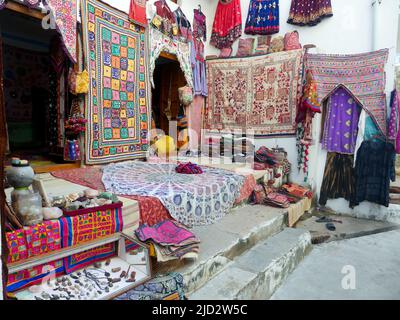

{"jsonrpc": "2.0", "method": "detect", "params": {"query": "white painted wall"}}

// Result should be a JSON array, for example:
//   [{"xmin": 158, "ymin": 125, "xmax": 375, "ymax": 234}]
[{"xmin": 83, "ymin": 0, "xmax": 399, "ymax": 212}]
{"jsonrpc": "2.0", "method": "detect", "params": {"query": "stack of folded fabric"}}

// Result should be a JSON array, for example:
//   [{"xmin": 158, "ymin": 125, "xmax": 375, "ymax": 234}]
[
  {"xmin": 281, "ymin": 183, "xmax": 313, "ymax": 199},
  {"xmin": 264, "ymin": 192, "xmax": 290, "ymax": 208},
  {"xmin": 175, "ymin": 162, "xmax": 203, "ymax": 174},
  {"xmin": 135, "ymin": 220, "xmax": 200, "ymax": 262}
]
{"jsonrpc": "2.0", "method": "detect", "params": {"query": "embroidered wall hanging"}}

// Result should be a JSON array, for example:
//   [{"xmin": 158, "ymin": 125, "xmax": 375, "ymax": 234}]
[
  {"xmin": 305, "ymin": 49, "xmax": 389, "ymax": 135},
  {"xmin": 81, "ymin": 0, "xmax": 151, "ymax": 164},
  {"xmin": 149, "ymin": 27, "xmax": 194, "ymax": 89},
  {"xmin": 59, "ymin": 206, "xmax": 123, "ymax": 273},
  {"xmin": 204, "ymin": 49, "xmax": 304, "ymax": 136}
]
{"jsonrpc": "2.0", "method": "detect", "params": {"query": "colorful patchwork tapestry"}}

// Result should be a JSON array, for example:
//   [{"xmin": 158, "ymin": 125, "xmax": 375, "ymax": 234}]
[
  {"xmin": 149, "ymin": 27, "xmax": 193, "ymax": 88},
  {"xmin": 305, "ymin": 49, "xmax": 389, "ymax": 135},
  {"xmin": 59, "ymin": 206, "xmax": 123, "ymax": 273},
  {"xmin": 46, "ymin": 0, "xmax": 77, "ymax": 63},
  {"xmin": 102, "ymin": 161, "xmax": 245, "ymax": 227},
  {"xmin": 205, "ymin": 49, "xmax": 304, "ymax": 136},
  {"xmin": 81, "ymin": 0, "xmax": 151, "ymax": 164}
]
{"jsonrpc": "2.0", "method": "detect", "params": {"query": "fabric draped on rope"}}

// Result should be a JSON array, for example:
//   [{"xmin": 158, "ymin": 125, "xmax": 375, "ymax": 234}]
[
  {"xmin": 205, "ymin": 49, "xmax": 304, "ymax": 136},
  {"xmin": 81, "ymin": 0, "xmax": 151, "ymax": 164},
  {"xmin": 149, "ymin": 27, "xmax": 194, "ymax": 89},
  {"xmin": 59, "ymin": 206, "xmax": 123, "ymax": 273},
  {"xmin": 102, "ymin": 161, "xmax": 245, "ymax": 227},
  {"xmin": 305, "ymin": 49, "xmax": 389, "ymax": 135}
]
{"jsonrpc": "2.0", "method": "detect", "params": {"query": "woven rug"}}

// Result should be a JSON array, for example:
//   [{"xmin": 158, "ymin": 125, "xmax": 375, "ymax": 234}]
[
  {"xmin": 102, "ymin": 162, "xmax": 245, "ymax": 227},
  {"xmin": 81, "ymin": 0, "xmax": 151, "ymax": 164},
  {"xmin": 205, "ymin": 49, "xmax": 304, "ymax": 136},
  {"xmin": 305, "ymin": 49, "xmax": 389, "ymax": 135},
  {"xmin": 59, "ymin": 206, "xmax": 123, "ymax": 273}
]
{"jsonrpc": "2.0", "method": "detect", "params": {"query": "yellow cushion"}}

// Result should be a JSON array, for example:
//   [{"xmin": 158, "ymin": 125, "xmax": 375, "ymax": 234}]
[{"xmin": 154, "ymin": 135, "xmax": 176, "ymax": 156}]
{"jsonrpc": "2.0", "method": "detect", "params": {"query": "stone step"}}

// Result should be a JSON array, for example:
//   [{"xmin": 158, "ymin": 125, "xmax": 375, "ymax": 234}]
[
  {"xmin": 155, "ymin": 205, "xmax": 287, "ymax": 295},
  {"xmin": 189, "ymin": 228, "xmax": 312, "ymax": 300}
]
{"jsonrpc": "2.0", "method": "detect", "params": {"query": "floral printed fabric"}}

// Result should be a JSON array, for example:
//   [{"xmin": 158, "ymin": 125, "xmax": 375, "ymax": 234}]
[
  {"xmin": 102, "ymin": 161, "xmax": 245, "ymax": 227},
  {"xmin": 45, "ymin": 0, "xmax": 77, "ymax": 63}
]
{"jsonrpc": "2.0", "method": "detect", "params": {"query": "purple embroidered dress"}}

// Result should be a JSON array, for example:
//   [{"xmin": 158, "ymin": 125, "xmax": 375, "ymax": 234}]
[{"xmin": 322, "ymin": 87, "xmax": 361, "ymax": 154}]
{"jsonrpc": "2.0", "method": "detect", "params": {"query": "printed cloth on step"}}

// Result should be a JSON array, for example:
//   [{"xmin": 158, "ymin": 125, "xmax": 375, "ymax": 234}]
[
  {"xmin": 322, "ymin": 87, "xmax": 361, "ymax": 154},
  {"xmin": 210, "ymin": 0, "xmax": 242, "ymax": 49},
  {"xmin": 102, "ymin": 161, "xmax": 245, "ymax": 227},
  {"xmin": 287, "ymin": 0, "xmax": 333, "ymax": 26},
  {"xmin": 245, "ymin": 0, "xmax": 279, "ymax": 35}
]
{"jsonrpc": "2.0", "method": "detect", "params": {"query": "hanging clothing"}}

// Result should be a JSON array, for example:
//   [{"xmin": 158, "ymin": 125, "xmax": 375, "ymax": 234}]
[
  {"xmin": 129, "ymin": 0, "xmax": 148, "ymax": 26},
  {"xmin": 190, "ymin": 38, "xmax": 208, "ymax": 97},
  {"xmin": 388, "ymin": 89, "xmax": 399, "ymax": 140},
  {"xmin": 245, "ymin": 0, "xmax": 279, "ymax": 35},
  {"xmin": 193, "ymin": 8, "xmax": 207, "ymax": 41},
  {"xmin": 174, "ymin": 7, "xmax": 192, "ymax": 43},
  {"xmin": 322, "ymin": 87, "xmax": 361, "ymax": 154},
  {"xmin": 153, "ymin": 0, "xmax": 178, "ymax": 37},
  {"xmin": 350, "ymin": 140, "xmax": 396, "ymax": 208},
  {"xmin": 210, "ymin": 0, "xmax": 242, "ymax": 50},
  {"xmin": 319, "ymin": 153, "xmax": 356, "ymax": 206},
  {"xmin": 287, "ymin": 0, "xmax": 333, "ymax": 26}
]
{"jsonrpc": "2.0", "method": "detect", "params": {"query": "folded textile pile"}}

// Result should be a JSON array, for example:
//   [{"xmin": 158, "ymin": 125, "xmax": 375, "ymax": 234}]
[
  {"xmin": 135, "ymin": 220, "xmax": 200, "ymax": 262},
  {"xmin": 175, "ymin": 162, "xmax": 203, "ymax": 174},
  {"xmin": 281, "ymin": 183, "xmax": 313, "ymax": 199}
]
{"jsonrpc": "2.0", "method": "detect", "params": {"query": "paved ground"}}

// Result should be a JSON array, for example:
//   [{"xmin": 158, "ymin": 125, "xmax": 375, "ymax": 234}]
[
  {"xmin": 296, "ymin": 213, "xmax": 399, "ymax": 244},
  {"xmin": 271, "ymin": 229, "xmax": 400, "ymax": 300}
]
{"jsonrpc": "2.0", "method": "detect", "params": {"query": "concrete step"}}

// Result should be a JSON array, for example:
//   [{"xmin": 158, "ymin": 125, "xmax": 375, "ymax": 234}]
[
  {"xmin": 189, "ymin": 228, "xmax": 312, "ymax": 300},
  {"xmin": 155, "ymin": 205, "xmax": 287, "ymax": 295},
  {"xmin": 271, "ymin": 229, "xmax": 400, "ymax": 300}
]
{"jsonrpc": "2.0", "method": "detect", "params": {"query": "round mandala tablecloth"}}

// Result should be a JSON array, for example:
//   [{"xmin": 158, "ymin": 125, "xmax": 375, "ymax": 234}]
[{"xmin": 102, "ymin": 162, "xmax": 245, "ymax": 227}]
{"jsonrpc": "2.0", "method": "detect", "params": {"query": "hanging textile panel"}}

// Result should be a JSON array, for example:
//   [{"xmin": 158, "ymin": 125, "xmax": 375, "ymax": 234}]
[
  {"xmin": 305, "ymin": 49, "xmax": 389, "ymax": 135},
  {"xmin": 205, "ymin": 49, "xmax": 304, "ymax": 136},
  {"xmin": 46, "ymin": 0, "xmax": 77, "ymax": 63},
  {"xmin": 149, "ymin": 27, "xmax": 193, "ymax": 89},
  {"xmin": 81, "ymin": 0, "xmax": 151, "ymax": 164}
]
